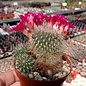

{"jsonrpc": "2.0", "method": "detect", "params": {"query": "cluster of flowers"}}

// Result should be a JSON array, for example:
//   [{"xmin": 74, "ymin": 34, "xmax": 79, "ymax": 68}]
[{"xmin": 9, "ymin": 12, "xmax": 75, "ymax": 36}]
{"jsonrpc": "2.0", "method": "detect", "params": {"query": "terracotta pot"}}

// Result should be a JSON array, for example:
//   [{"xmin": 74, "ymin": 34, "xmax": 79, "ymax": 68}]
[{"xmin": 15, "ymin": 54, "xmax": 72, "ymax": 86}]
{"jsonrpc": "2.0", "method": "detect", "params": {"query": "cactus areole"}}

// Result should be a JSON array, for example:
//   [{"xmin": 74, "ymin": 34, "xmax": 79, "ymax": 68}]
[{"xmin": 10, "ymin": 12, "xmax": 73, "ymax": 86}]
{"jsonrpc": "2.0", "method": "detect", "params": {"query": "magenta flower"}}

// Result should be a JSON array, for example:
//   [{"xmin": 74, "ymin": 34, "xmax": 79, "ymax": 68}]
[
  {"xmin": 66, "ymin": 22, "xmax": 75, "ymax": 28},
  {"xmin": 63, "ymin": 25, "xmax": 69, "ymax": 36},
  {"xmin": 34, "ymin": 12, "xmax": 44, "ymax": 26},
  {"xmin": 58, "ymin": 20, "xmax": 67, "ymax": 34},
  {"xmin": 53, "ymin": 14, "xmax": 62, "ymax": 30},
  {"xmin": 45, "ymin": 16, "xmax": 53, "ymax": 28},
  {"xmin": 9, "ymin": 21, "xmax": 28, "ymax": 36},
  {"xmin": 59, "ymin": 15, "xmax": 66, "ymax": 21},
  {"xmin": 9, "ymin": 26, "xmax": 16, "ymax": 32},
  {"xmin": 24, "ymin": 12, "xmax": 34, "ymax": 31},
  {"xmin": 9, "ymin": 12, "xmax": 75, "ymax": 37},
  {"xmin": 19, "ymin": 15, "xmax": 25, "ymax": 22},
  {"xmin": 59, "ymin": 24, "xmax": 65, "ymax": 34},
  {"xmin": 53, "ymin": 14, "xmax": 66, "ymax": 31},
  {"xmin": 51, "ymin": 14, "xmax": 57, "ymax": 24},
  {"xmin": 53, "ymin": 14, "xmax": 60, "ymax": 25},
  {"xmin": 62, "ymin": 22, "xmax": 75, "ymax": 36}
]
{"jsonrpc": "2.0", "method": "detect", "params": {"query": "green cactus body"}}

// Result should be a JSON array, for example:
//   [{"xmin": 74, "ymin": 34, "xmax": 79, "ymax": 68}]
[
  {"xmin": 26, "ymin": 28, "xmax": 65, "ymax": 75},
  {"xmin": 31, "ymin": 29, "xmax": 64, "ymax": 55},
  {"xmin": 14, "ymin": 28, "xmax": 66, "ymax": 77},
  {"xmin": 14, "ymin": 46, "xmax": 35, "ymax": 76}
]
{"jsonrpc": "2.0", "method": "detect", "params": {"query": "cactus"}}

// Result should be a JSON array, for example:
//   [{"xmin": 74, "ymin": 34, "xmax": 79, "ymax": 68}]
[
  {"xmin": 14, "ymin": 45, "xmax": 35, "ymax": 76},
  {"xmin": 26, "ymin": 28, "xmax": 65, "ymax": 75},
  {"xmin": 10, "ymin": 12, "xmax": 74, "ymax": 78},
  {"xmin": 32, "ymin": 30, "xmax": 63, "ymax": 54},
  {"xmin": 28, "ymin": 29, "xmax": 64, "ymax": 57}
]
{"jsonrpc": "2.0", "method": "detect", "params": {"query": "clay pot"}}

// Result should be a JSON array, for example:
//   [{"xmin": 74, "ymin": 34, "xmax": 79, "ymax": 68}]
[{"xmin": 15, "ymin": 54, "xmax": 72, "ymax": 86}]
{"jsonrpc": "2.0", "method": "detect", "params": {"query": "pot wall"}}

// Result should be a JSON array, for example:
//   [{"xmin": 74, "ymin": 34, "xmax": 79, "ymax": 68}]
[
  {"xmin": 15, "ymin": 69, "xmax": 67, "ymax": 86},
  {"xmin": 15, "ymin": 54, "xmax": 72, "ymax": 86}
]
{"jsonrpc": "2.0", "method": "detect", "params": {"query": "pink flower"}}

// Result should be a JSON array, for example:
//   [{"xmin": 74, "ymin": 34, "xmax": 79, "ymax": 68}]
[
  {"xmin": 53, "ymin": 14, "xmax": 66, "ymax": 32},
  {"xmin": 62, "ymin": 25, "xmax": 69, "ymax": 36},
  {"xmin": 62, "ymin": 22, "xmax": 75, "ymax": 36},
  {"xmin": 59, "ymin": 24, "xmax": 65, "ymax": 35},
  {"xmin": 45, "ymin": 16, "xmax": 53, "ymax": 28},
  {"xmin": 53, "ymin": 14, "xmax": 61, "ymax": 30},
  {"xmin": 58, "ymin": 21, "xmax": 74, "ymax": 36},
  {"xmin": 66, "ymin": 22, "xmax": 75, "ymax": 28},
  {"xmin": 9, "ymin": 12, "xmax": 75, "ymax": 37},
  {"xmin": 9, "ymin": 26, "xmax": 16, "ymax": 32},
  {"xmin": 9, "ymin": 21, "xmax": 28, "ymax": 36},
  {"xmin": 59, "ymin": 15, "xmax": 66, "ymax": 25},
  {"xmin": 52, "ymin": 14, "xmax": 59, "ymax": 24},
  {"xmin": 59, "ymin": 15, "xmax": 66, "ymax": 20},
  {"xmin": 19, "ymin": 15, "xmax": 25, "ymax": 22},
  {"xmin": 34, "ymin": 12, "xmax": 44, "ymax": 26},
  {"xmin": 53, "ymin": 14, "xmax": 60, "ymax": 25},
  {"xmin": 59, "ymin": 20, "xmax": 67, "ymax": 34},
  {"xmin": 24, "ymin": 12, "xmax": 34, "ymax": 31}
]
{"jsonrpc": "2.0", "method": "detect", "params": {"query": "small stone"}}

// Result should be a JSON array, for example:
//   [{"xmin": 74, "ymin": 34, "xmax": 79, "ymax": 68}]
[
  {"xmin": 28, "ymin": 74, "xmax": 34, "ymax": 79},
  {"xmin": 53, "ymin": 74, "xmax": 59, "ymax": 80},
  {"xmin": 47, "ymin": 69, "xmax": 53, "ymax": 79},
  {"xmin": 47, "ymin": 70, "xmax": 52, "ymax": 76},
  {"xmin": 80, "ymin": 72, "xmax": 86, "ymax": 77},
  {"xmin": 71, "ymin": 80, "xmax": 78, "ymax": 86},
  {"xmin": 58, "ymin": 72, "xmax": 63, "ymax": 78},
  {"xmin": 76, "ymin": 65, "xmax": 82, "ymax": 69},
  {"xmin": 76, "ymin": 74, "xmax": 81, "ymax": 78},
  {"xmin": 75, "ymin": 69, "xmax": 81, "ymax": 73},
  {"xmin": 33, "ymin": 72, "xmax": 39, "ymax": 76},
  {"xmin": 64, "ymin": 64, "xmax": 69, "ymax": 67},
  {"xmin": 72, "ymin": 68, "xmax": 76, "ymax": 71},
  {"xmin": 62, "ymin": 72, "xmax": 67, "ymax": 77},
  {"xmin": 34, "ymin": 75, "xmax": 43, "ymax": 80},
  {"xmin": 42, "ymin": 77, "xmax": 47, "ymax": 81},
  {"xmin": 81, "ymin": 68, "xmax": 86, "ymax": 72},
  {"xmin": 62, "ymin": 65, "xmax": 70, "ymax": 73},
  {"xmin": 78, "ymin": 62, "xmax": 82, "ymax": 66},
  {"xmin": 63, "ymin": 61, "xmax": 67, "ymax": 64}
]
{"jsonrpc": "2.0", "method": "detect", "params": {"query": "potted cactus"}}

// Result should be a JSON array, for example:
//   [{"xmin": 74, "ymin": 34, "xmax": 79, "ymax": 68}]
[{"xmin": 9, "ymin": 12, "xmax": 74, "ymax": 86}]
